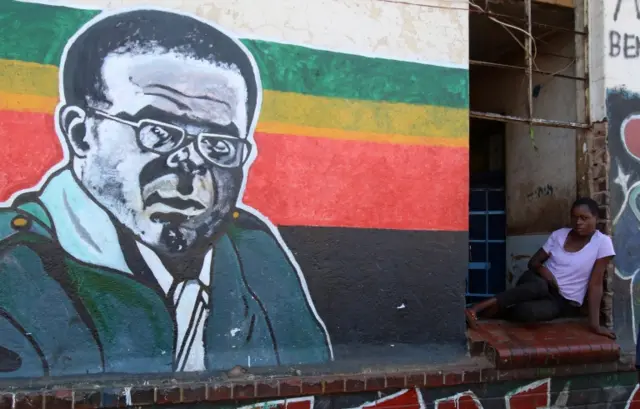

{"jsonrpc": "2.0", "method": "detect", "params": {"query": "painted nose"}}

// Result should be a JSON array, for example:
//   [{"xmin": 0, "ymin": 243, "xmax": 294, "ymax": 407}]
[{"xmin": 166, "ymin": 143, "xmax": 207, "ymax": 175}]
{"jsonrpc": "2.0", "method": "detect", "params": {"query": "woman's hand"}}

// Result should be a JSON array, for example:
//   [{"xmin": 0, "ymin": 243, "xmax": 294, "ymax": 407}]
[
  {"xmin": 590, "ymin": 324, "xmax": 616, "ymax": 340},
  {"xmin": 537, "ymin": 266, "xmax": 558, "ymax": 288},
  {"xmin": 528, "ymin": 249, "xmax": 558, "ymax": 288},
  {"xmin": 587, "ymin": 257, "xmax": 615, "ymax": 340}
]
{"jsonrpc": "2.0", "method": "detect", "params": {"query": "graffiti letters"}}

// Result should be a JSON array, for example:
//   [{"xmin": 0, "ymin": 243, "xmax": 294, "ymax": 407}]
[
  {"xmin": 354, "ymin": 389, "xmax": 425, "ymax": 409},
  {"xmin": 526, "ymin": 184, "xmax": 554, "ymax": 201},
  {"xmin": 610, "ymin": 0, "xmax": 640, "ymax": 59},
  {"xmin": 614, "ymin": 0, "xmax": 640, "ymax": 22},
  {"xmin": 609, "ymin": 31, "xmax": 640, "ymax": 59},
  {"xmin": 205, "ymin": 377, "xmax": 635, "ymax": 409},
  {"xmin": 238, "ymin": 397, "xmax": 315, "ymax": 409},
  {"xmin": 435, "ymin": 391, "xmax": 481, "ymax": 409},
  {"xmin": 504, "ymin": 379, "xmax": 550, "ymax": 409}
]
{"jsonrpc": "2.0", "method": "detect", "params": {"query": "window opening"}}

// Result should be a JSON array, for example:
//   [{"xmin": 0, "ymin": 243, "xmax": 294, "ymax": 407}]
[{"xmin": 467, "ymin": 0, "xmax": 588, "ymax": 306}]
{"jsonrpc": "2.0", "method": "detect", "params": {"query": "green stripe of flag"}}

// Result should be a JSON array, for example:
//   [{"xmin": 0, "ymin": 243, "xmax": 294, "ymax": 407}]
[
  {"xmin": 0, "ymin": 0, "xmax": 468, "ymax": 108},
  {"xmin": 0, "ymin": 1, "xmax": 99, "ymax": 65},
  {"xmin": 244, "ymin": 40, "xmax": 468, "ymax": 108}
]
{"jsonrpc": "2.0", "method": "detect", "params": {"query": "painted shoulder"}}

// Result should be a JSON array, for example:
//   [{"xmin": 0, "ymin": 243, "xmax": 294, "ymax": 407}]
[
  {"xmin": 226, "ymin": 208, "xmax": 287, "ymax": 254},
  {"xmin": 0, "ymin": 197, "xmax": 54, "ymax": 244},
  {"xmin": 230, "ymin": 208, "xmax": 275, "ymax": 234}
]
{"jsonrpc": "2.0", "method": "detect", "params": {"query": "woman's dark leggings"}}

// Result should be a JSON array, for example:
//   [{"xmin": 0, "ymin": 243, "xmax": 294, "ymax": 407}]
[{"xmin": 495, "ymin": 270, "xmax": 570, "ymax": 323}]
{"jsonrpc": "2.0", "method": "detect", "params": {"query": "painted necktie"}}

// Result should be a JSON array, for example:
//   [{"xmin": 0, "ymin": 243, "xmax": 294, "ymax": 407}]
[{"xmin": 173, "ymin": 279, "xmax": 210, "ymax": 371}]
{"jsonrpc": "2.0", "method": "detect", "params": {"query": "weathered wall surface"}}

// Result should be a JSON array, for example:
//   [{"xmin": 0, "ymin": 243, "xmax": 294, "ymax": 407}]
[
  {"xmin": 0, "ymin": 0, "xmax": 469, "ymax": 379},
  {"xmin": 589, "ymin": 0, "xmax": 606, "ymax": 122},
  {"xmin": 605, "ymin": 0, "xmax": 640, "ymax": 351}
]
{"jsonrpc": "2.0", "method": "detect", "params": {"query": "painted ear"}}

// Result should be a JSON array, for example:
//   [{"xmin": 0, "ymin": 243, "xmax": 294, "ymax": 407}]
[
  {"xmin": 623, "ymin": 115, "xmax": 640, "ymax": 160},
  {"xmin": 59, "ymin": 105, "xmax": 90, "ymax": 157}
]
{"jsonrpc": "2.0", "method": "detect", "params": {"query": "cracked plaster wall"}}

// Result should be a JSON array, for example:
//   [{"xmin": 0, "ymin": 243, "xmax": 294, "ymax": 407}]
[{"xmin": 24, "ymin": 0, "xmax": 468, "ymax": 66}]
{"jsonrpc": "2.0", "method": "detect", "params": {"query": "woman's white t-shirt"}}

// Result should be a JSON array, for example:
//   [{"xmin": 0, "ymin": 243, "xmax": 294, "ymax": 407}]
[{"xmin": 541, "ymin": 228, "xmax": 615, "ymax": 305}]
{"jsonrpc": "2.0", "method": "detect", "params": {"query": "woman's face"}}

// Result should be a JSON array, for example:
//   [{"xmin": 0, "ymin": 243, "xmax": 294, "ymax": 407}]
[{"xmin": 570, "ymin": 205, "xmax": 597, "ymax": 236}]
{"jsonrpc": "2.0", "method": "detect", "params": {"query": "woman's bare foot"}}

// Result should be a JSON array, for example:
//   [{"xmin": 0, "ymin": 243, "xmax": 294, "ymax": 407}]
[
  {"xmin": 482, "ymin": 303, "xmax": 499, "ymax": 319},
  {"xmin": 465, "ymin": 309, "xmax": 479, "ymax": 329}
]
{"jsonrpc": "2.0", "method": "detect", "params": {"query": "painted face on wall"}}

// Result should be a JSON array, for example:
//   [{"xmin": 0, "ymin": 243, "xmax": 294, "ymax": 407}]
[{"xmin": 65, "ymin": 50, "xmax": 251, "ymax": 254}]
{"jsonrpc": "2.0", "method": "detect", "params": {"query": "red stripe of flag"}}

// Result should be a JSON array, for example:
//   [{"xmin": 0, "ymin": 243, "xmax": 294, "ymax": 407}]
[
  {"xmin": 0, "ymin": 111, "xmax": 468, "ymax": 231},
  {"xmin": 0, "ymin": 111, "xmax": 62, "ymax": 199},
  {"xmin": 247, "ymin": 132, "xmax": 468, "ymax": 230}
]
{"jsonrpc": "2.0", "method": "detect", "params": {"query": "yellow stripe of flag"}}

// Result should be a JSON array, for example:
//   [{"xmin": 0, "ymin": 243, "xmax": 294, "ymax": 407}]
[{"xmin": 0, "ymin": 59, "xmax": 468, "ymax": 148}]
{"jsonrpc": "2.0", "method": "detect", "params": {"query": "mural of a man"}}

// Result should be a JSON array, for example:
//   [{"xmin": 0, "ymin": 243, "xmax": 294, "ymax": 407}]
[{"xmin": 0, "ymin": 8, "xmax": 332, "ymax": 377}]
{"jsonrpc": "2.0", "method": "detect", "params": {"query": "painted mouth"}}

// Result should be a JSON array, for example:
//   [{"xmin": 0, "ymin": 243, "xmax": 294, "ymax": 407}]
[
  {"xmin": 144, "ymin": 192, "xmax": 206, "ymax": 211},
  {"xmin": 150, "ymin": 211, "xmax": 190, "ymax": 225}
]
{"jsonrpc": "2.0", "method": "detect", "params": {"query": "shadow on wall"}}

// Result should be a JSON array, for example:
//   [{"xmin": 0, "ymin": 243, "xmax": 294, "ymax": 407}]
[{"xmin": 608, "ymin": 89, "xmax": 640, "ymax": 351}]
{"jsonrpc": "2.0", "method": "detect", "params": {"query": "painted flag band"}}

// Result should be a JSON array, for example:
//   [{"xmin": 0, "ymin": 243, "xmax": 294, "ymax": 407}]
[
  {"xmin": 0, "ymin": 0, "xmax": 469, "ymax": 232},
  {"xmin": 0, "ymin": 111, "xmax": 468, "ymax": 231}
]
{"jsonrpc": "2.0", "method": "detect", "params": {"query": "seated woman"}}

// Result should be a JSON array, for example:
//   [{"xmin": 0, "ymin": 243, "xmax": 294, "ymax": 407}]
[{"xmin": 465, "ymin": 197, "xmax": 616, "ymax": 339}]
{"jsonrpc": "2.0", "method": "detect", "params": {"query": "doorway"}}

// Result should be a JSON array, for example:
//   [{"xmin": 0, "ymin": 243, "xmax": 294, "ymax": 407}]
[{"xmin": 467, "ymin": 0, "xmax": 587, "ymax": 305}]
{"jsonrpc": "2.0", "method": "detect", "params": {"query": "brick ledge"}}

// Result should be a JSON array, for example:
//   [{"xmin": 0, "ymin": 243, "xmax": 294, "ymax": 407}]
[
  {"xmin": 0, "ymin": 355, "xmax": 635, "ymax": 409},
  {"xmin": 467, "ymin": 320, "xmax": 621, "ymax": 369}
]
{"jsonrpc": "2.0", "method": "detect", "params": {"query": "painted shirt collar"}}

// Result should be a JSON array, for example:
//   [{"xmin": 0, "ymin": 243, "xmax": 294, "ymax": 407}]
[
  {"xmin": 39, "ymin": 170, "xmax": 132, "ymax": 273},
  {"xmin": 38, "ymin": 169, "xmax": 212, "ymax": 289}
]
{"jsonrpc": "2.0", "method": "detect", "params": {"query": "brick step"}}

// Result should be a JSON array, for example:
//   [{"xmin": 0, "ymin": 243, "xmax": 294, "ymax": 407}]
[{"xmin": 467, "ymin": 320, "xmax": 620, "ymax": 369}]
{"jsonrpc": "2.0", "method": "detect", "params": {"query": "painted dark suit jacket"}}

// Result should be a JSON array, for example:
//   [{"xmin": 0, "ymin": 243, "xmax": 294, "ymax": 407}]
[{"xmin": 0, "ymin": 170, "xmax": 331, "ymax": 378}]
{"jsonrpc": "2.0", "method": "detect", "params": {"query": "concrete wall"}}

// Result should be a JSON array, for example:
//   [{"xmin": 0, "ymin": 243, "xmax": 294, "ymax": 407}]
[
  {"xmin": 0, "ymin": 0, "xmax": 470, "ymax": 380},
  {"xmin": 470, "ymin": 33, "xmax": 578, "ymax": 287},
  {"xmin": 588, "ymin": 0, "xmax": 607, "ymax": 122}
]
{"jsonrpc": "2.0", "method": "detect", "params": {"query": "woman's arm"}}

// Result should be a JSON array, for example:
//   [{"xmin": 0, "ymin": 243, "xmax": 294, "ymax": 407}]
[
  {"xmin": 587, "ymin": 256, "xmax": 615, "ymax": 339},
  {"xmin": 528, "ymin": 248, "xmax": 558, "ymax": 288}
]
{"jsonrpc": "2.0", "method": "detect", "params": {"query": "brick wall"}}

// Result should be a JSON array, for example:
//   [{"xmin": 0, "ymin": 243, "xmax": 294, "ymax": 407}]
[
  {"xmin": 583, "ymin": 121, "xmax": 613, "ymax": 328},
  {"xmin": 0, "ymin": 361, "xmax": 636, "ymax": 409}
]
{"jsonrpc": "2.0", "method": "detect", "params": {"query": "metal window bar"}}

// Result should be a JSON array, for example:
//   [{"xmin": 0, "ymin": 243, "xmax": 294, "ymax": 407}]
[
  {"xmin": 469, "ymin": 60, "xmax": 587, "ymax": 81},
  {"xmin": 468, "ymin": 7, "xmax": 588, "ymax": 36},
  {"xmin": 469, "ymin": 111, "xmax": 590, "ymax": 129},
  {"xmin": 467, "ymin": 188, "xmax": 505, "ymax": 300},
  {"xmin": 469, "ymin": 0, "xmax": 591, "ymax": 131}
]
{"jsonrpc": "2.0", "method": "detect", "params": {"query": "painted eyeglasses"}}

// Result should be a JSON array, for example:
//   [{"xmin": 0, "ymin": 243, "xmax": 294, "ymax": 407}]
[{"xmin": 91, "ymin": 109, "xmax": 251, "ymax": 168}]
